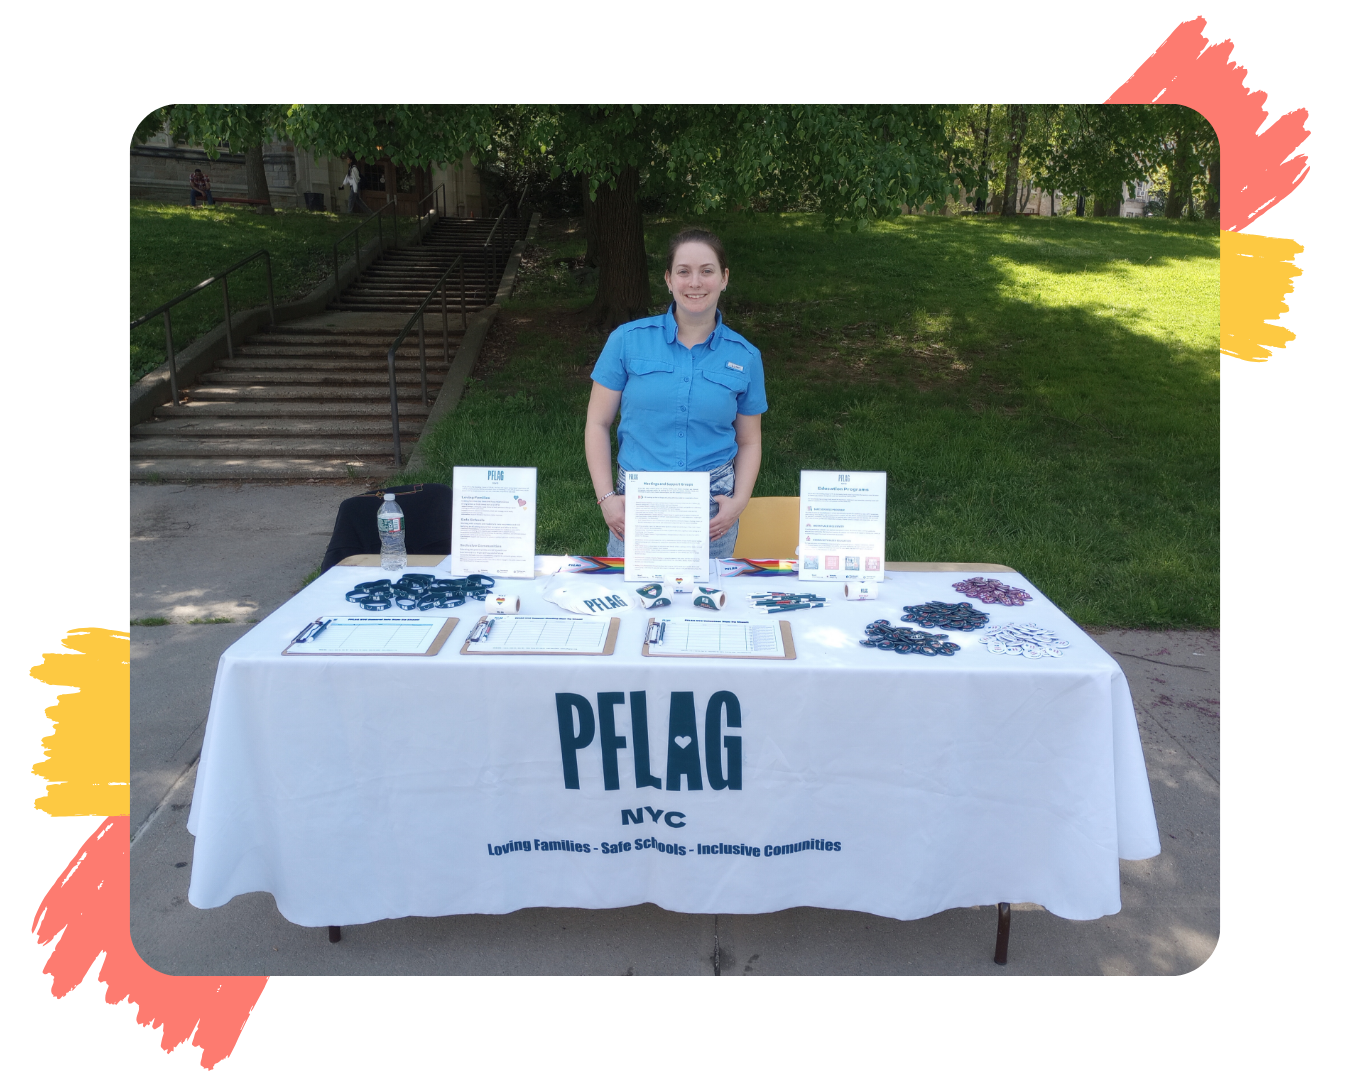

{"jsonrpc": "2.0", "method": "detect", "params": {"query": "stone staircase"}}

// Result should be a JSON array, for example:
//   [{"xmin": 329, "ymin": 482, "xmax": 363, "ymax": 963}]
[
  {"xmin": 131, "ymin": 215, "xmax": 530, "ymax": 481},
  {"xmin": 332, "ymin": 215, "xmax": 527, "ymax": 313}
]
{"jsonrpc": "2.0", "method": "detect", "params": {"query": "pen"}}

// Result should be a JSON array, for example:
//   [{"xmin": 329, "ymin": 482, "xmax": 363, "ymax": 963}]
[
  {"xmin": 290, "ymin": 619, "xmax": 320, "ymax": 644},
  {"xmin": 659, "ymin": 620, "xmax": 666, "ymax": 644},
  {"xmin": 309, "ymin": 618, "xmax": 333, "ymax": 641},
  {"xmin": 483, "ymin": 618, "xmax": 496, "ymax": 641}
]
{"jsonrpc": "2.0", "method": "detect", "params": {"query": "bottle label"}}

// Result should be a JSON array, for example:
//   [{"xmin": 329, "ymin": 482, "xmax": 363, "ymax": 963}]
[{"xmin": 378, "ymin": 517, "xmax": 403, "ymax": 534}]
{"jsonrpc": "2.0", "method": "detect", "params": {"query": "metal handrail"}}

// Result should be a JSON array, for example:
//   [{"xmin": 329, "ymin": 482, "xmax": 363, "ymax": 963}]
[
  {"xmin": 384, "ymin": 254, "xmax": 468, "ymax": 465},
  {"xmin": 330, "ymin": 198, "xmax": 398, "ymax": 302},
  {"xmin": 482, "ymin": 202, "xmax": 511, "ymax": 291},
  {"xmin": 130, "ymin": 249, "xmax": 274, "ymax": 405},
  {"xmin": 415, "ymin": 183, "xmax": 446, "ymax": 236}
]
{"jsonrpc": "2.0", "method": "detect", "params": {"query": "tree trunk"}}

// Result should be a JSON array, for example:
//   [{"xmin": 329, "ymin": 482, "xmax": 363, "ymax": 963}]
[
  {"xmin": 243, "ymin": 144, "xmax": 273, "ymax": 214},
  {"xmin": 1075, "ymin": 193, "xmax": 1085, "ymax": 217},
  {"xmin": 383, "ymin": 160, "xmax": 398, "ymax": 210},
  {"xmin": 974, "ymin": 104, "xmax": 992, "ymax": 213},
  {"xmin": 586, "ymin": 166, "xmax": 651, "ymax": 330},
  {"xmin": 1049, "ymin": 190, "xmax": 1055, "ymax": 216},
  {"xmin": 581, "ymin": 173, "xmax": 598, "ymax": 267},
  {"xmin": 1165, "ymin": 129, "xmax": 1191, "ymax": 219},
  {"xmin": 1203, "ymin": 157, "xmax": 1220, "ymax": 220},
  {"xmin": 1000, "ymin": 105, "xmax": 1027, "ymax": 217}
]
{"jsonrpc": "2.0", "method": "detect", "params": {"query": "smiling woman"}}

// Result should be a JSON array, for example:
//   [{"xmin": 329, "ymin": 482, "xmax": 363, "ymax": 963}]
[{"xmin": 584, "ymin": 228, "xmax": 768, "ymax": 558}]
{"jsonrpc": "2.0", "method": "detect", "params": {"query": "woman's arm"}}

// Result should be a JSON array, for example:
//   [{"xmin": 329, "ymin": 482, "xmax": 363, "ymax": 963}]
[
  {"xmin": 584, "ymin": 381, "xmax": 626, "ymax": 538},
  {"xmin": 710, "ymin": 412, "xmax": 762, "ymax": 541}
]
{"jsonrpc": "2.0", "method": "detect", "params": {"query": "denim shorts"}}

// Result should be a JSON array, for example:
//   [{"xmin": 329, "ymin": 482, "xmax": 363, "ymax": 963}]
[{"xmin": 606, "ymin": 460, "xmax": 738, "ymax": 560}]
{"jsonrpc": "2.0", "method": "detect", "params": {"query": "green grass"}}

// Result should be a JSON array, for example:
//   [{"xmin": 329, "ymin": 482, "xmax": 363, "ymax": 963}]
[
  {"xmin": 189, "ymin": 617, "xmax": 234, "ymax": 625},
  {"xmin": 130, "ymin": 200, "xmax": 375, "ymax": 383},
  {"xmin": 130, "ymin": 616, "xmax": 170, "ymax": 626},
  {"xmin": 400, "ymin": 212, "xmax": 1218, "ymax": 628},
  {"xmin": 300, "ymin": 565, "xmax": 323, "ymax": 589}
]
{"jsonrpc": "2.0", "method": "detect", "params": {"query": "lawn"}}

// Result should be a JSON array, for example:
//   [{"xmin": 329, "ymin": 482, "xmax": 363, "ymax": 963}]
[
  {"xmin": 401, "ymin": 212, "xmax": 1219, "ymax": 628},
  {"xmin": 130, "ymin": 200, "xmax": 387, "ymax": 383}
]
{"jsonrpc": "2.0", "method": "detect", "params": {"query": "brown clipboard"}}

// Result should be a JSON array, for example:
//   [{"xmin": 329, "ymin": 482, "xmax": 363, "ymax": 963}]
[
  {"xmin": 641, "ymin": 617, "xmax": 796, "ymax": 660},
  {"xmin": 460, "ymin": 616, "xmax": 620, "ymax": 656},
  {"xmin": 282, "ymin": 616, "xmax": 459, "ymax": 657}
]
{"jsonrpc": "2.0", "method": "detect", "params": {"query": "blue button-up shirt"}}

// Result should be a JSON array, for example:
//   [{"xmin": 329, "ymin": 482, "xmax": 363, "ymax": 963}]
[{"xmin": 591, "ymin": 305, "xmax": 768, "ymax": 473}]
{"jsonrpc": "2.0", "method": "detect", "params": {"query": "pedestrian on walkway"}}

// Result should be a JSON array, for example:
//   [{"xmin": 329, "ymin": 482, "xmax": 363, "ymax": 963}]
[
  {"xmin": 189, "ymin": 168, "xmax": 214, "ymax": 207},
  {"xmin": 341, "ymin": 155, "xmax": 370, "ymax": 215}
]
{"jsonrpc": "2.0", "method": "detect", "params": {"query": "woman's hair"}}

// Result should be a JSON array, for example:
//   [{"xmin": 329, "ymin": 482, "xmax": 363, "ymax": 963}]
[{"xmin": 666, "ymin": 228, "xmax": 727, "ymax": 273}]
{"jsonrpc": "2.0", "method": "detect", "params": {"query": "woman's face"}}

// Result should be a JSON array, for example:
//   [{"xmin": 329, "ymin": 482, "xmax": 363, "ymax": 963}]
[{"xmin": 665, "ymin": 242, "xmax": 728, "ymax": 319}]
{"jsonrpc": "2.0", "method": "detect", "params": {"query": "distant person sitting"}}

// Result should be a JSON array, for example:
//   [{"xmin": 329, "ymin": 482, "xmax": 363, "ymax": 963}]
[
  {"xmin": 189, "ymin": 169, "xmax": 214, "ymax": 207},
  {"xmin": 341, "ymin": 156, "xmax": 370, "ymax": 215}
]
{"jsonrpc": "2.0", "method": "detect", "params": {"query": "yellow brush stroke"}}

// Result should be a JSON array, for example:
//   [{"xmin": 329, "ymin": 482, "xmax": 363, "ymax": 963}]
[
  {"xmin": 30, "ymin": 628, "xmax": 129, "ymax": 816},
  {"xmin": 1221, "ymin": 232, "xmax": 1304, "ymax": 362}
]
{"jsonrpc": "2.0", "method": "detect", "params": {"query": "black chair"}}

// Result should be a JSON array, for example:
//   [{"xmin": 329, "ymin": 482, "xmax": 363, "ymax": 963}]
[{"xmin": 320, "ymin": 483, "xmax": 453, "ymax": 573}]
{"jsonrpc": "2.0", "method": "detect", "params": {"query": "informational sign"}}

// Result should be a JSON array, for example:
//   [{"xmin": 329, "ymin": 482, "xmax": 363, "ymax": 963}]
[
  {"xmin": 623, "ymin": 471, "xmax": 710, "ymax": 583},
  {"xmin": 449, "ymin": 466, "xmax": 537, "ymax": 579},
  {"xmin": 797, "ymin": 470, "xmax": 887, "ymax": 582}
]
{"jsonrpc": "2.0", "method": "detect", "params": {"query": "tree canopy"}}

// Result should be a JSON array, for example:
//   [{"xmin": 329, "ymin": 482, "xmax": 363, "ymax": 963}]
[{"xmin": 132, "ymin": 103, "xmax": 1219, "ymax": 318}]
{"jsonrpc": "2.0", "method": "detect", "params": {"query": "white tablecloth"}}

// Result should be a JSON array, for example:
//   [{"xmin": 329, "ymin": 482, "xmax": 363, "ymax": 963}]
[{"xmin": 187, "ymin": 566, "xmax": 1159, "ymax": 927}]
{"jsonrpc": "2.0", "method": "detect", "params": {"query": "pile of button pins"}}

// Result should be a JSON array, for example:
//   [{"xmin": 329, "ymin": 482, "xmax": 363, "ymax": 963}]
[
  {"xmin": 345, "ymin": 573, "xmax": 495, "ymax": 612},
  {"xmin": 900, "ymin": 600, "xmax": 989, "ymax": 632},
  {"xmin": 860, "ymin": 619, "xmax": 960, "ymax": 656},
  {"xmin": 978, "ymin": 623, "xmax": 1070, "ymax": 658},
  {"xmin": 951, "ymin": 576, "xmax": 1033, "ymax": 606}
]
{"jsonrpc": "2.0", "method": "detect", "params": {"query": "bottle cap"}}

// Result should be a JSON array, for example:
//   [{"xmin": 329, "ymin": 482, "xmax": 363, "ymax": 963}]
[{"xmin": 383, "ymin": 493, "xmax": 395, "ymax": 501}]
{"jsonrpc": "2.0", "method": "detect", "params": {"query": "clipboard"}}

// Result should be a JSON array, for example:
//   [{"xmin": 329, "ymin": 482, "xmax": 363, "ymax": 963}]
[
  {"xmin": 460, "ymin": 615, "xmax": 621, "ymax": 656},
  {"xmin": 642, "ymin": 618, "xmax": 796, "ymax": 660},
  {"xmin": 282, "ymin": 616, "xmax": 458, "ymax": 656}
]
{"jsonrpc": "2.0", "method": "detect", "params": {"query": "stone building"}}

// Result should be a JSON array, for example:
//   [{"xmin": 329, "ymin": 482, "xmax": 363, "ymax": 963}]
[{"xmin": 130, "ymin": 124, "xmax": 484, "ymax": 215}]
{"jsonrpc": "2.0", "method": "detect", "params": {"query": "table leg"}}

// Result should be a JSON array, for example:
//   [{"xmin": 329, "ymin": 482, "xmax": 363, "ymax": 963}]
[
  {"xmin": 993, "ymin": 903, "xmax": 1011, "ymax": 965},
  {"xmin": 328, "ymin": 925, "xmax": 341, "ymax": 944}
]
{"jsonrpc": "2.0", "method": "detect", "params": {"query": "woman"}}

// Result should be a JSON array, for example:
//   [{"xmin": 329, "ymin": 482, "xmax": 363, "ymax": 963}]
[
  {"xmin": 341, "ymin": 155, "xmax": 370, "ymax": 215},
  {"xmin": 585, "ymin": 228, "xmax": 766, "ymax": 559}
]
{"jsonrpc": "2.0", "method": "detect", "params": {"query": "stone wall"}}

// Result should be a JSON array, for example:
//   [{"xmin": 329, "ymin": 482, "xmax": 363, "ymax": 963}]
[
  {"xmin": 131, "ymin": 140, "xmax": 303, "ymax": 206},
  {"xmin": 132, "ymin": 129, "xmax": 484, "ymax": 216}
]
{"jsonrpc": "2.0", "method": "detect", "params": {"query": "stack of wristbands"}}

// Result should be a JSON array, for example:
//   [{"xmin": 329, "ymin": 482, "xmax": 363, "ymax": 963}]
[{"xmin": 345, "ymin": 573, "xmax": 495, "ymax": 612}]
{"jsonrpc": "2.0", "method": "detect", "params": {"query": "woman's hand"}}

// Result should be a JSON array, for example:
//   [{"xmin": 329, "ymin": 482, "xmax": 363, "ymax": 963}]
[
  {"xmin": 709, "ymin": 413, "xmax": 763, "ymax": 542},
  {"xmin": 709, "ymin": 494, "xmax": 748, "ymax": 541},
  {"xmin": 601, "ymin": 494, "xmax": 626, "ymax": 539}
]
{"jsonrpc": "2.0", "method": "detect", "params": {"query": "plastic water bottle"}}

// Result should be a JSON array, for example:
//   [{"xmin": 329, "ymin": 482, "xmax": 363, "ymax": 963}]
[{"xmin": 377, "ymin": 492, "xmax": 407, "ymax": 571}]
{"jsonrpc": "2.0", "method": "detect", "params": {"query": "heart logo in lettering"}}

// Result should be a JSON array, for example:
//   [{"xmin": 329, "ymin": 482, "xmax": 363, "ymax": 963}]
[{"xmin": 674, "ymin": 736, "xmax": 692, "ymax": 749}]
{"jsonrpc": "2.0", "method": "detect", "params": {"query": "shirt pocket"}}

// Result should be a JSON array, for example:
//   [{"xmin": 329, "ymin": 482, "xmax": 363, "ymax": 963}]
[
  {"xmin": 627, "ymin": 355, "xmax": 675, "ymax": 377},
  {"xmin": 699, "ymin": 364, "xmax": 751, "ymax": 396}
]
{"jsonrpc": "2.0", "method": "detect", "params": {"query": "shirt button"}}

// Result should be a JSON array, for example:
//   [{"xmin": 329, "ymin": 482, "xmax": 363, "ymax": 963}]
[
  {"xmin": 677, "ymin": 432, "xmax": 684, "ymax": 438},
  {"xmin": 680, "ymin": 406, "xmax": 686, "ymax": 412},
  {"xmin": 684, "ymin": 377, "xmax": 689, "ymax": 383}
]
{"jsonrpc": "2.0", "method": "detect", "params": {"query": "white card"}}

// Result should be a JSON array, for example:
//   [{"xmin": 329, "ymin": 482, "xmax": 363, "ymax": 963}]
[
  {"xmin": 448, "ymin": 466, "xmax": 537, "ymax": 579},
  {"xmin": 797, "ymin": 470, "xmax": 887, "ymax": 582},
  {"xmin": 623, "ymin": 471, "xmax": 710, "ymax": 583}
]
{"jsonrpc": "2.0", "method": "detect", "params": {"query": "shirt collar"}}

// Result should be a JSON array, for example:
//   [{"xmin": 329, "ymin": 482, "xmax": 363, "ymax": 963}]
[{"xmin": 663, "ymin": 304, "xmax": 724, "ymax": 350}]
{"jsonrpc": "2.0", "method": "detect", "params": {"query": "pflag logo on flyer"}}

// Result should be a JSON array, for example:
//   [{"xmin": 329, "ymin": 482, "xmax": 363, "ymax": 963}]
[{"xmin": 555, "ymin": 690, "xmax": 742, "ymax": 792}]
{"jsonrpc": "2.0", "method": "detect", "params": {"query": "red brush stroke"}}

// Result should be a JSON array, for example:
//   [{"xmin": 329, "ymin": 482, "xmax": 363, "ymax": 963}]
[
  {"xmin": 31, "ymin": 817, "xmax": 267, "ymax": 1070},
  {"xmin": 1107, "ymin": 16, "xmax": 1310, "ymax": 232}
]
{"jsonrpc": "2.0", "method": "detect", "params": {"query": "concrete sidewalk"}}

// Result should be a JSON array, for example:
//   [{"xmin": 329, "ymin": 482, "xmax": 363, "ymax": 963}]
[{"xmin": 129, "ymin": 482, "xmax": 1218, "ymax": 976}]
